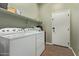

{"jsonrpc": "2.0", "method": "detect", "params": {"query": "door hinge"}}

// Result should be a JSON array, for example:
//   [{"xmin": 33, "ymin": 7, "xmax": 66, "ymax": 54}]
[
  {"xmin": 52, "ymin": 18, "xmax": 54, "ymax": 21},
  {"xmin": 68, "ymin": 14, "xmax": 69, "ymax": 16},
  {"xmin": 68, "ymin": 28, "xmax": 70, "ymax": 31},
  {"xmin": 68, "ymin": 42, "xmax": 70, "ymax": 45}
]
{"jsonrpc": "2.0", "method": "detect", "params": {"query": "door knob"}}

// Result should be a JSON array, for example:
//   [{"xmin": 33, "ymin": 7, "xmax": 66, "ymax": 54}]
[
  {"xmin": 52, "ymin": 27, "xmax": 55, "ymax": 32},
  {"xmin": 53, "ymin": 27, "xmax": 55, "ymax": 29}
]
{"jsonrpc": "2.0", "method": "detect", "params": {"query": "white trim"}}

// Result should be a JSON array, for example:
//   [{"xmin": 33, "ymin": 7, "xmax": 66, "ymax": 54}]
[
  {"xmin": 69, "ymin": 47, "xmax": 76, "ymax": 56},
  {"xmin": 46, "ymin": 42, "xmax": 53, "ymax": 45}
]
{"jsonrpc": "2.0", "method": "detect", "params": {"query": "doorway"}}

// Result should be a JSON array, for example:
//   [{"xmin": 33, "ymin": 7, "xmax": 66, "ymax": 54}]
[{"xmin": 52, "ymin": 10, "xmax": 70, "ymax": 47}]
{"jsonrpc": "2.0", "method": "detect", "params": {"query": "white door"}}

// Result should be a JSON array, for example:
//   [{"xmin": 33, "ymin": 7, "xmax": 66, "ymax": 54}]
[{"xmin": 52, "ymin": 10, "xmax": 70, "ymax": 47}]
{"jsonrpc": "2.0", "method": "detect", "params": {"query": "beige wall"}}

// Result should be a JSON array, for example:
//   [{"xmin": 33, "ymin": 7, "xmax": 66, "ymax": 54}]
[
  {"xmin": 64, "ymin": 4, "xmax": 79, "ymax": 55},
  {"xmin": 70, "ymin": 9, "xmax": 79, "ymax": 55},
  {"xmin": 8, "ymin": 3, "xmax": 40, "ymax": 21},
  {"xmin": 39, "ymin": 4, "xmax": 53, "ymax": 42}
]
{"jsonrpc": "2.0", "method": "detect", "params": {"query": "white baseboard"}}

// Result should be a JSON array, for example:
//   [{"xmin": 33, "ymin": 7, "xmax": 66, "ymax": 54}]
[
  {"xmin": 46, "ymin": 42, "xmax": 53, "ymax": 45},
  {"xmin": 69, "ymin": 47, "xmax": 76, "ymax": 56}
]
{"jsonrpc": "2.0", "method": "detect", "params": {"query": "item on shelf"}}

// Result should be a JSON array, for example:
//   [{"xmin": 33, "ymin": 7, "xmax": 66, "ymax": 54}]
[
  {"xmin": 0, "ymin": 3, "xmax": 8, "ymax": 9},
  {"xmin": 7, "ymin": 8, "xmax": 23, "ymax": 15},
  {"xmin": 7, "ymin": 7, "xmax": 16, "ymax": 13},
  {"xmin": 16, "ymin": 9, "xmax": 21, "ymax": 15}
]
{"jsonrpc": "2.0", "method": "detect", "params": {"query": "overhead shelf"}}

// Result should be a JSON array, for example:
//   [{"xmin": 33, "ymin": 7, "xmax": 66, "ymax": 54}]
[{"xmin": 0, "ymin": 8, "xmax": 42, "ymax": 24}]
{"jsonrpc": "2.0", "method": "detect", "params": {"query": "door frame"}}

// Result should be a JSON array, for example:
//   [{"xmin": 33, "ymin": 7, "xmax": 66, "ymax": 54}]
[{"xmin": 52, "ymin": 9, "xmax": 70, "ymax": 47}]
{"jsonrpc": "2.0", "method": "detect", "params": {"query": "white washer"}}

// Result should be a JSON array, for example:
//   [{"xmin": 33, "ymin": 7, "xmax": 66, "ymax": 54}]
[
  {"xmin": 0, "ymin": 28, "xmax": 23, "ymax": 56},
  {"xmin": 0, "ymin": 28, "xmax": 45, "ymax": 56}
]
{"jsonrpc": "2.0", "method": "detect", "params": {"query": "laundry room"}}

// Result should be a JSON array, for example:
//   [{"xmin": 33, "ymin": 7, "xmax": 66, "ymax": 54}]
[{"xmin": 0, "ymin": 3, "xmax": 79, "ymax": 56}]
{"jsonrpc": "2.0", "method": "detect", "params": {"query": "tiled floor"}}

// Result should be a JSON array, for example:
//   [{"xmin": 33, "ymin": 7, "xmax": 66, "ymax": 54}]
[{"xmin": 41, "ymin": 44, "xmax": 74, "ymax": 56}]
